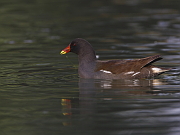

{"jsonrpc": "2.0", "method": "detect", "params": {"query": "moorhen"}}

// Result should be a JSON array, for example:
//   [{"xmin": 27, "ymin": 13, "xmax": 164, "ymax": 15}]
[{"xmin": 60, "ymin": 38, "xmax": 170, "ymax": 79}]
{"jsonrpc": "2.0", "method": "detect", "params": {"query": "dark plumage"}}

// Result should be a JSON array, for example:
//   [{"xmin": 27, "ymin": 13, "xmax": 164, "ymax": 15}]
[{"xmin": 60, "ymin": 38, "xmax": 170, "ymax": 79}]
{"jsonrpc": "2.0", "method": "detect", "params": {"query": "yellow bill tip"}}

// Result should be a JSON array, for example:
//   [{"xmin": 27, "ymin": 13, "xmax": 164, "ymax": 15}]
[{"xmin": 60, "ymin": 51, "xmax": 67, "ymax": 55}]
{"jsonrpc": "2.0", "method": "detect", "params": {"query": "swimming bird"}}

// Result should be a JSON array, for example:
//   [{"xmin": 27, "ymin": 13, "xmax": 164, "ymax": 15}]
[{"xmin": 60, "ymin": 38, "xmax": 170, "ymax": 79}]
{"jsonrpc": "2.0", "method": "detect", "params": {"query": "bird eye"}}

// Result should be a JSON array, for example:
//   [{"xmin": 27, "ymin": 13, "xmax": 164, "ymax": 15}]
[{"xmin": 73, "ymin": 43, "xmax": 76, "ymax": 46}]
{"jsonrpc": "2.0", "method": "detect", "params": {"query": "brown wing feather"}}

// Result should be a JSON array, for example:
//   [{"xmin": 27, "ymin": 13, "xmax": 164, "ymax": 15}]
[{"xmin": 95, "ymin": 55, "xmax": 162, "ymax": 74}]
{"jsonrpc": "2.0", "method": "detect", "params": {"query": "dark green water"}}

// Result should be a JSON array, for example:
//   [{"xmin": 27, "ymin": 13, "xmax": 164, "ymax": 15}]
[{"xmin": 0, "ymin": 0, "xmax": 180, "ymax": 135}]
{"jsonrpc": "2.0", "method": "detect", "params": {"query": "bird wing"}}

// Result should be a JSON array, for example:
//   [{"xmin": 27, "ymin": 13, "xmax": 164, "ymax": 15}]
[{"xmin": 95, "ymin": 55, "xmax": 162, "ymax": 74}]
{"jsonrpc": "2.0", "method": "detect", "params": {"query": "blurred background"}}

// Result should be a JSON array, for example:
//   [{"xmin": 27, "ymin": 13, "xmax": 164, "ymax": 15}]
[
  {"xmin": 1, "ymin": 0, "xmax": 180, "ymax": 44},
  {"xmin": 0, "ymin": 0, "xmax": 180, "ymax": 135}
]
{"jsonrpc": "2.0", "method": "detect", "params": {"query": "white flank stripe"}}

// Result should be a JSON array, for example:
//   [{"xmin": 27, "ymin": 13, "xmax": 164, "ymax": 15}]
[
  {"xmin": 132, "ymin": 72, "xmax": 140, "ymax": 76},
  {"xmin": 124, "ymin": 71, "xmax": 135, "ymax": 75},
  {"xmin": 100, "ymin": 70, "xmax": 112, "ymax": 74}
]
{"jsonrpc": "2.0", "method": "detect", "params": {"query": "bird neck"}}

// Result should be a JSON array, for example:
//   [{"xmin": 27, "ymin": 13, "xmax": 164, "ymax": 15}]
[
  {"xmin": 78, "ymin": 50, "xmax": 96, "ymax": 63},
  {"xmin": 77, "ymin": 50, "xmax": 96, "ymax": 78}
]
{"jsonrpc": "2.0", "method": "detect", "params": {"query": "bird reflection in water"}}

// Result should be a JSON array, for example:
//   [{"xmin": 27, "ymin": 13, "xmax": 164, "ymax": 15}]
[
  {"xmin": 61, "ymin": 99, "xmax": 72, "ymax": 126},
  {"xmin": 79, "ymin": 78, "xmax": 167, "ymax": 96},
  {"xmin": 61, "ymin": 78, "xmax": 168, "ymax": 126}
]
